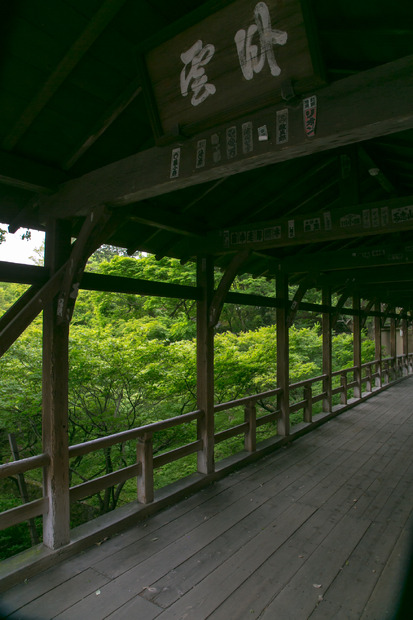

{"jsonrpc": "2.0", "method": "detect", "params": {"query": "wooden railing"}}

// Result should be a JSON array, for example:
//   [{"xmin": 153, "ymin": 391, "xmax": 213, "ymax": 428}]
[{"xmin": 1, "ymin": 354, "xmax": 413, "ymax": 541}]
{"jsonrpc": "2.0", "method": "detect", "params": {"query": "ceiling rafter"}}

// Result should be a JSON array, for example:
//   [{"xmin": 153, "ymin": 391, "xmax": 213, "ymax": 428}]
[
  {"xmin": 62, "ymin": 79, "xmax": 143, "ymax": 170},
  {"xmin": 1, "ymin": 0, "xmax": 129, "ymax": 151}
]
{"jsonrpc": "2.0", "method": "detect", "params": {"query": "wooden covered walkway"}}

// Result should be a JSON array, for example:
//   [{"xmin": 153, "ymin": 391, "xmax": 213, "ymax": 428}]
[{"xmin": 1, "ymin": 379, "xmax": 413, "ymax": 620}]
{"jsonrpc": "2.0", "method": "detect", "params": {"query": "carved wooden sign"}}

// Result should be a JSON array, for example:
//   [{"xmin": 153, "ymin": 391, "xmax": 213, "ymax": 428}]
[{"xmin": 143, "ymin": 0, "xmax": 324, "ymax": 138}]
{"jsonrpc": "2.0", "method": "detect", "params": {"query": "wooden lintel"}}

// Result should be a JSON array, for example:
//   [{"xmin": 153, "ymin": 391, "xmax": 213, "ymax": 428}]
[
  {"xmin": 39, "ymin": 54, "xmax": 413, "ymax": 221},
  {"xmin": 209, "ymin": 250, "xmax": 251, "ymax": 327}
]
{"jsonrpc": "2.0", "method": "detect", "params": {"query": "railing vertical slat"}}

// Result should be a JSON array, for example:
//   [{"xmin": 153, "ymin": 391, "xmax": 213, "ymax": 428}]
[
  {"xmin": 244, "ymin": 403, "xmax": 256, "ymax": 453},
  {"xmin": 303, "ymin": 384, "xmax": 313, "ymax": 423},
  {"xmin": 137, "ymin": 432, "xmax": 154, "ymax": 504}
]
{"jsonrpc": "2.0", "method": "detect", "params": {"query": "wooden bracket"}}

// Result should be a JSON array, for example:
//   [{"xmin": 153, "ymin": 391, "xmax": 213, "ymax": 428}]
[
  {"xmin": 361, "ymin": 298, "xmax": 376, "ymax": 328},
  {"xmin": 381, "ymin": 304, "xmax": 393, "ymax": 328},
  {"xmin": 331, "ymin": 283, "xmax": 354, "ymax": 328},
  {"xmin": 56, "ymin": 205, "xmax": 118, "ymax": 324},
  {"xmin": 209, "ymin": 250, "xmax": 251, "ymax": 328},
  {"xmin": 287, "ymin": 276, "xmax": 313, "ymax": 327}
]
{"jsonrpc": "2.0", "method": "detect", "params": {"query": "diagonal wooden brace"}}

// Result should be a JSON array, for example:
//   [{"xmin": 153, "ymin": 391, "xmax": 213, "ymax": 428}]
[
  {"xmin": 56, "ymin": 205, "xmax": 117, "ymax": 324},
  {"xmin": 209, "ymin": 250, "xmax": 251, "ymax": 328},
  {"xmin": 287, "ymin": 276, "xmax": 313, "ymax": 327}
]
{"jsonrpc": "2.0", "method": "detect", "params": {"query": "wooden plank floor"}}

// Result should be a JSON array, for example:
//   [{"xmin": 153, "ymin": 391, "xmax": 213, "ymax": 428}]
[{"xmin": 2, "ymin": 379, "xmax": 413, "ymax": 619}]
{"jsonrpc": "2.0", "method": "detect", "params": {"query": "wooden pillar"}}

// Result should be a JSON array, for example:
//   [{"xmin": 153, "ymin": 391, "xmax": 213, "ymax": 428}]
[
  {"xmin": 353, "ymin": 294, "xmax": 362, "ymax": 398},
  {"xmin": 322, "ymin": 287, "xmax": 332, "ymax": 412},
  {"xmin": 196, "ymin": 256, "xmax": 215, "ymax": 474},
  {"xmin": 276, "ymin": 273, "xmax": 289, "ymax": 436},
  {"xmin": 402, "ymin": 318, "xmax": 408, "ymax": 375},
  {"xmin": 374, "ymin": 303, "xmax": 382, "ymax": 387},
  {"xmin": 390, "ymin": 312, "xmax": 397, "ymax": 378},
  {"xmin": 42, "ymin": 220, "xmax": 71, "ymax": 549}
]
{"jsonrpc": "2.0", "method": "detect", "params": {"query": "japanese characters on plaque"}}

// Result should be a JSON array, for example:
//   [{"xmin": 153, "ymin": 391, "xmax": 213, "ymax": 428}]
[
  {"xmin": 221, "ymin": 204, "xmax": 412, "ymax": 250},
  {"xmin": 145, "ymin": 0, "xmax": 323, "ymax": 138}
]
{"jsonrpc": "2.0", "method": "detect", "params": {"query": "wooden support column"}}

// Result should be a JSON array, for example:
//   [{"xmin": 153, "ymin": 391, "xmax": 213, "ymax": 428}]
[
  {"xmin": 276, "ymin": 273, "xmax": 289, "ymax": 437},
  {"xmin": 42, "ymin": 220, "xmax": 71, "ymax": 549},
  {"xmin": 196, "ymin": 256, "xmax": 215, "ymax": 475},
  {"xmin": 322, "ymin": 287, "xmax": 332, "ymax": 412},
  {"xmin": 402, "ymin": 318, "xmax": 409, "ymax": 375},
  {"xmin": 374, "ymin": 302, "xmax": 382, "ymax": 387},
  {"xmin": 353, "ymin": 295, "xmax": 362, "ymax": 398},
  {"xmin": 390, "ymin": 311, "xmax": 397, "ymax": 379}
]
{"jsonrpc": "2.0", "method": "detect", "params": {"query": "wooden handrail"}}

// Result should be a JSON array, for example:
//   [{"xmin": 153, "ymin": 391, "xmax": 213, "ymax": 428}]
[
  {"xmin": 0, "ymin": 453, "xmax": 50, "ymax": 479},
  {"xmin": 214, "ymin": 388, "xmax": 281, "ymax": 413},
  {"xmin": 2, "ymin": 356, "xmax": 412, "ymax": 536},
  {"xmin": 69, "ymin": 409, "xmax": 201, "ymax": 458},
  {"xmin": 289, "ymin": 373, "xmax": 327, "ymax": 390}
]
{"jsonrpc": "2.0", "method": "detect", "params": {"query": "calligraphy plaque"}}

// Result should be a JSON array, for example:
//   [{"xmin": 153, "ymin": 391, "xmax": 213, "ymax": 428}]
[{"xmin": 142, "ymin": 0, "xmax": 325, "ymax": 139}]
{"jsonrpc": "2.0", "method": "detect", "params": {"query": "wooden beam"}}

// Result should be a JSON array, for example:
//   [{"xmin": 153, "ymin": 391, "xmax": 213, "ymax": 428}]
[
  {"xmin": 39, "ymin": 55, "xmax": 413, "ymax": 220},
  {"xmin": 1, "ymin": 0, "xmax": 129, "ymax": 151}
]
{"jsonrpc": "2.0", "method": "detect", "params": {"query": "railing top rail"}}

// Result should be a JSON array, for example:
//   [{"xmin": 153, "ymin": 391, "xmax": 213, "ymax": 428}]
[
  {"xmin": 289, "ymin": 374, "xmax": 328, "ymax": 390},
  {"xmin": 331, "ymin": 365, "xmax": 358, "ymax": 377},
  {"xmin": 69, "ymin": 409, "xmax": 201, "ymax": 458},
  {"xmin": 214, "ymin": 387, "xmax": 282, "ymax": 413},
  {"xmin": 0, "ymin": 453, "xmax": 50, "ymax": 479},
  {"xmin": 360, "ymin": 359, "xmax": 380, "ymax": 368}
]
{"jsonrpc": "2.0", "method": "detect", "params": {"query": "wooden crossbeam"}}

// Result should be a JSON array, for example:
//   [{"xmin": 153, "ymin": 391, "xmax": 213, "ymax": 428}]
[{"xmin": 39, "ymin": 54, "xmax": 413, "ymax": 221}]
